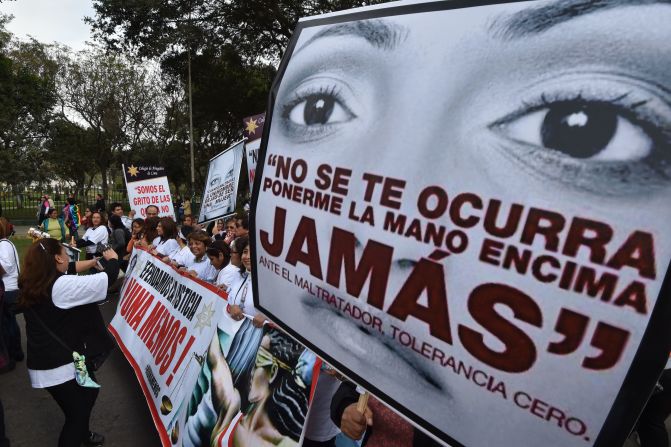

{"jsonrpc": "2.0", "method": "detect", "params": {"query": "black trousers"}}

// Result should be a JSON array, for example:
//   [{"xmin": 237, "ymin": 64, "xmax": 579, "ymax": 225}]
[
  {"xmin": 638, "ymin": 369, "xmax": 671, "ymax": 447},
  {"xmin": 46, "ymin": 379, "xmax": 99, "ymax": 447},
  {"xmin": 0, "ymin": 399, "xmax": 9, "ymax": 447},
  {"xmin": 0, "ymin": 290, "xmax": 22, "ymax": 361}
]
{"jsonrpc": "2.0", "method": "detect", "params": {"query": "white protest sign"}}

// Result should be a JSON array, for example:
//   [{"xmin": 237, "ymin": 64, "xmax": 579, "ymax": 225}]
[
  {"xmin": 251, "ymin": 2, "xmax": 671, "ymax": 446},
  {"xmin": 111, "ymin": 249, "xmax": 321, "ymax": 447},
  {"xmin": 123, "ymin": 164, "xmax": 175, "ymax": 218},
  {"xmin": 198, "ymin": 141, "xmax": 244, "ymax": 223},
  {"xmin": 110, "ymin": 248, "xmax": 227, "ymax": 446}
]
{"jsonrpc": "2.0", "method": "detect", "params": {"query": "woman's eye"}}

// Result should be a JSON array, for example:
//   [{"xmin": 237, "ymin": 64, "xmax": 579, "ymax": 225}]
[
  {"xmin": 500, "ymin": 101, "xmax": 653, "ymax": 161},
  {"xmin": 287, "ymin": 93, "xmax": 353, "ymax": 126}
]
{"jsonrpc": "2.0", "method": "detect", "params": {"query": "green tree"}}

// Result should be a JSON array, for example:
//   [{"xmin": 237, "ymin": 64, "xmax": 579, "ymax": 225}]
[
  {"xmin": 45, "ymin": 118, "xmax": 98, "ymax": 196},
  {"xmin": 89, "ymin": 1, "xmax": 388, "ymax": 198},
  {"xmin": 0, "ymin": 15, "xmax": 59, "ymax": 190},
  {"xmin": 56, "ymin": 48, "xmax": 163, "ymax": 198},
  {"xmin": 88, "ymin": 0, "xmax": 390, "ymax": 62},
  {"xmin": 160, "ymin": 44, "xmax": 276, "ymax": 168}
]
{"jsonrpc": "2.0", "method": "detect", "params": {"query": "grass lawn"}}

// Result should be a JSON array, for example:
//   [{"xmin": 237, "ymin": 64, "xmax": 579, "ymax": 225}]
[
  {"xmin": 12, "ymin": 236, "xmax": 34, "ymax": 264},
  {"xmin": 11, "ymin": 236, "xmax": 84, "ymax": 264}
]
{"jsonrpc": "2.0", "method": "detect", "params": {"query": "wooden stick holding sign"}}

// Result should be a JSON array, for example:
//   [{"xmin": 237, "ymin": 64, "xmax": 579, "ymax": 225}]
[{"xmin": 357, "ymin": 391, "xmax": 370, "ymax": 413}]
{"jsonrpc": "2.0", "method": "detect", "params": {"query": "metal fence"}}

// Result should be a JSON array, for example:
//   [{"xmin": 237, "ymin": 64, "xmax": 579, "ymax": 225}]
[
  {"xmin": 0, "ymin": 184, "xmax": 251, "ymax": 225},
  {"xmin": 0, "ymin": 186, "xmax": 133, "ymax": 223}
]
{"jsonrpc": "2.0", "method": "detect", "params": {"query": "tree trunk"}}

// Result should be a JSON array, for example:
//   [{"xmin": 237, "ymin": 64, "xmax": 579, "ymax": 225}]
[
  {"xmin": 100, "ymin": 168, "xmax": 109, "ymax": 200},
  {"xmin": 12, "ymin": 184, "xmax": 23, "ymax": 209},
  {"xmin": 83, "ymin": 174, "xmax": 95, "ymax": 200}
]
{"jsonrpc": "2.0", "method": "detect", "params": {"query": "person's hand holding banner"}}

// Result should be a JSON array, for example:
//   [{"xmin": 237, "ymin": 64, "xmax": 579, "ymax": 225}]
[
  {"xmin": 341, "ymin": 403, "xmax": 372, "ymax": 441},
  {"xmin": 228, "ymin": 304, "xmax": 244, "ymax": 321}
]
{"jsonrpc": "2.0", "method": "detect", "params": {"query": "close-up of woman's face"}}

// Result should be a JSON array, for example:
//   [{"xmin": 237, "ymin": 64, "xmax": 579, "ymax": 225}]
[
  {"xmin": 132, "ymin": 222, "xmax": 142, "ymax": 234},
  {"xmin": 157, "ymin": 222, "xmax": 164, "ymax": 236},
  {"xmin": 91, "ymin": 212, "xmax": 101, "ymax": 227},
  {"xmin": 273, "ymin": 3, "xmax": 670, "ymax": 200},
  {"xmin": 254, "ymin": 2, "xmax": 671, "ymax": 446}
]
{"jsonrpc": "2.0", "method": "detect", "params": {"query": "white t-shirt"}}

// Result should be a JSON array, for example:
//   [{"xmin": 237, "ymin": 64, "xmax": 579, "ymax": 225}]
[
  {"xmin": 173, "ymin": 247, "xmax": 194, "ymax": 267},
  {"xmin": 121, "ymin": 215, "xmax": 133, "ymax": 230},
  {"xmin": 183, "ymin": 255, "xmax": 217, "ymax": 283},
  {"xmin": 170, "ymin": 245, "xmax": 191, "ymax": 263},
  {"xmin": 0, "ymin": 239, "xmax": 20, "ymax": 291},
  {"xmin": 226, "ymin": 272, "xmax": 257, "ymax": 317},
  {"xmin": 152, "ymin": 237, "xmax": 180, "ymax": 258},
  {"xmin": 28, "ymin": 272, "xmax": 109, "ymax": 388},
  {"xmin": 82, "ymin": 226, "xmax": 109, "ymax": 254},
  {"xmin": 216, "ymin": 263, "xmax": 239, "ymax": 291}
]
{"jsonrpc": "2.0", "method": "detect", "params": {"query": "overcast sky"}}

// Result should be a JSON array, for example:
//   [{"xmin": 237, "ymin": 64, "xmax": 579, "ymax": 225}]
[{"xmin": 1, "ymin": 0, "xmax": 94, "ymax": 50}]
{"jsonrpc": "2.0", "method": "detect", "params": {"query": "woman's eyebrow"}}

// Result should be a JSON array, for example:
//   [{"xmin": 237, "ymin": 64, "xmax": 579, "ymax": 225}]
[
  {"xmin": 490, "ymin": 0, "xmax": 670, "ymax": 40},
  {"xmin": 295, "ymin": 19, "xmax": 408, "ymax": 54}
]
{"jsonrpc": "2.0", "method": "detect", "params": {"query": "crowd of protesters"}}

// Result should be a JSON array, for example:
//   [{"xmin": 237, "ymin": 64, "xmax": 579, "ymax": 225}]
[
  {"xmin": 0, "ymin": 194, "xmax": 669, "ymax": 447},
  {"xmin": 0, "ymin": 194, "xmax": 268, "ymax": 447}
]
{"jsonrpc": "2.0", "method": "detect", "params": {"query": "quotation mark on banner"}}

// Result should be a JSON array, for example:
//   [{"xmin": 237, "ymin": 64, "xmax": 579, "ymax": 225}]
[
  {"xmin": 547, "ymin": 308, "xmax": 630, "ymax": 370},
  {"xmin": 267, "ymin": 154, "xmax": 278, "ymax": 166}
]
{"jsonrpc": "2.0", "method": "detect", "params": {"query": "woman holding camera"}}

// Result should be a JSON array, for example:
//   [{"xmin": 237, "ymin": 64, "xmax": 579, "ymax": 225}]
[
  {"xmin": 77, "ymin": 211, "xmax": 109, "ymax": 260},
  {"xmin": 19, "ymin": 238, "xmax": 119, "ymax": 447}
]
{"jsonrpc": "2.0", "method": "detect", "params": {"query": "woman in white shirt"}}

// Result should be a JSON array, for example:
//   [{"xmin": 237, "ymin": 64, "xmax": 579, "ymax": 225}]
[
  {"xmin": 77, "ymin": 211, "xmax": 109, "ymax": 259},
  {"xmin": 19, "ymin": 238, "xmax": 119, "ymax": 447},
  {"xmin": 222, "ymin": 237, "xmax": 244, "ymax": 284},
  {"xmin": 0, "ymin": 217, "xmax": 22, "ymax": 362},
  {"xmin": 151, "ymin": 217, "xmax": 180, "ymax": 259},
  {"xmin": 165, "ymin": 226, "xmax": 191, "ymax": 264},
  {"xmin": 206, "ymin": 240, "xmax": 235, "ymax": 289},
  {"xmin": 174, "ymin": 230, "xmax": 217, "ymax": 282},
  {"xmin": 226, "ymin": 237, "xmax": 266, "ymax": 328}
]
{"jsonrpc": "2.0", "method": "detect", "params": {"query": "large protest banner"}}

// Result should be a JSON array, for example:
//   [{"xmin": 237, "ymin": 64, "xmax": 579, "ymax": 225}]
[
  {"xmin": 123, "ymin": 164, "xmax": 175, "ymax": 218},
  {"xmin": 111, "ymin": 249, "xmax": 320, "ymax": 447},
  {"xmin": 251, "ymin": 1, "xmax": 671, "ymax": 447},
  {"xmin": 198, "ymin": 140, "xmax": 244, "ymax": 223},
  {"xmin": 243, "ymin": 113, "xmax": 265, "ymax": 191}
]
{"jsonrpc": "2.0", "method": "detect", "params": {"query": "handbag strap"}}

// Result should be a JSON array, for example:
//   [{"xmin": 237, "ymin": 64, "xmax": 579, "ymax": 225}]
[{"xmin": 28, "ymin": 308, "xmax": 73, "ymax": 354}]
